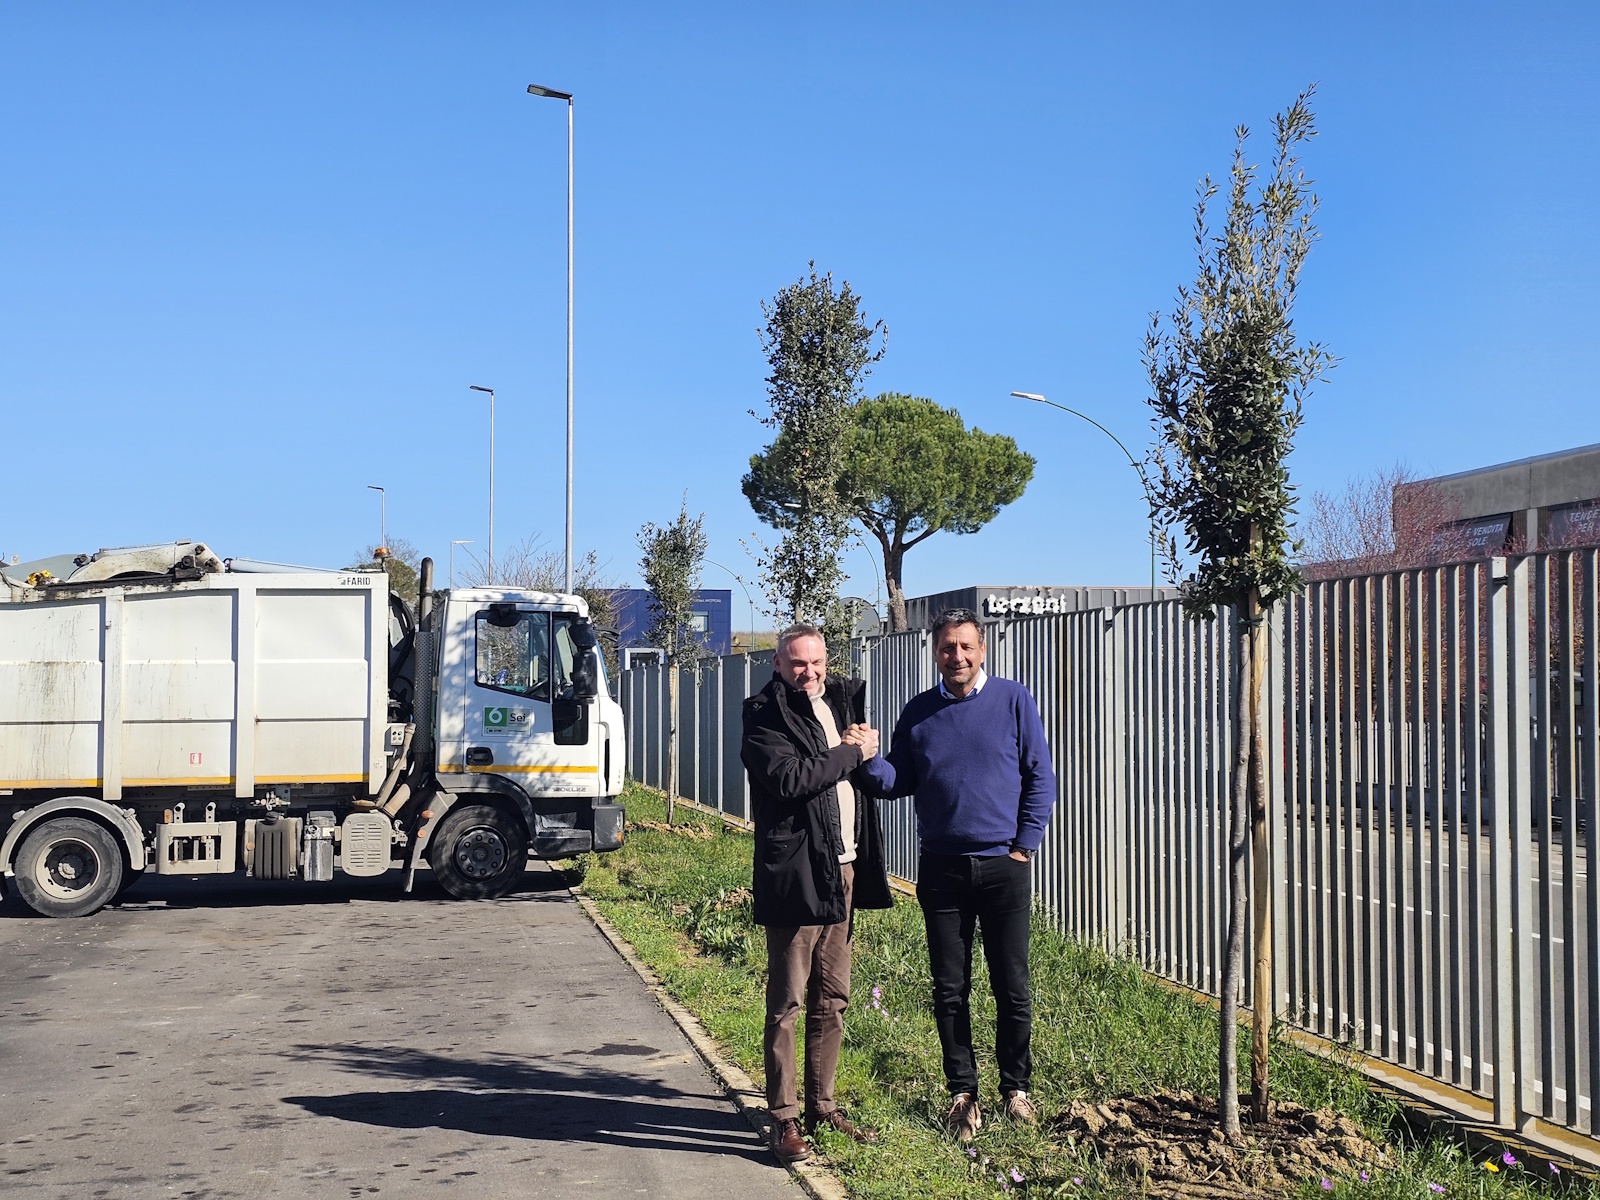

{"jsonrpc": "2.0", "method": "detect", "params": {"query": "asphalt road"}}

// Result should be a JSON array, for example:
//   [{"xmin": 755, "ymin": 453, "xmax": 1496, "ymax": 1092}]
[{"xmin": 0, "ymin": 865, "xmax": 800, "ymax": 1199}]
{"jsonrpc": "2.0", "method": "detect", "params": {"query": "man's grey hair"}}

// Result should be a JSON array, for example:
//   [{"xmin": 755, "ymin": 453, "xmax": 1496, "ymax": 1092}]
[
  {"xmin": 775, "ymin": 622, "xmax": 826, "ymax": 657},
  {"xmin": 931, "ymin": 608, "xmax": 985, "ymax": 644}
]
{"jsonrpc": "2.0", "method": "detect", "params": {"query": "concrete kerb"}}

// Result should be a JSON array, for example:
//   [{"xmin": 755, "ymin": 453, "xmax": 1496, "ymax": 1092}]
[{"xmin": 571, "ymin": 889, "xmax": 852, "ymax": 1200}]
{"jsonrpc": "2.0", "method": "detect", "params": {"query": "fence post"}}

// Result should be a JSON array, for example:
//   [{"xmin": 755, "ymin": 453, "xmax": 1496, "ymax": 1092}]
[
  {"xmin": 1487, "ymin": 556, "xmax": 1517, "ymax": 1129},
  {"xmin": 1509, "ymin": 557, "xmax": 1538, "ymax": 1125},
  {"xmin": 1108, "ymin": 607, "xmax": 1129, "ymax": 954},
  {"xmin": 1268, "ymin": 596, "xmax": 1289, "ymax": 1025},
  {"xmin": 722, "ymin": 654, "xmax": 748, "ymax": 819}
]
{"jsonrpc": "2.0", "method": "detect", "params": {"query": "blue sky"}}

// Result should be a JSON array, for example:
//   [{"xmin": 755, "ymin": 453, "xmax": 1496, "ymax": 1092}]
[{"xmin": 2, "ymin": 4, "xmax": 1596, "ymax": 617}]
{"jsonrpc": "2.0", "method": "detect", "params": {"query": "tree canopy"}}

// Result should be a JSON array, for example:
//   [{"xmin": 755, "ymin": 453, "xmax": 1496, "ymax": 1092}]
[
  {"xmin": 350, "ymin": 538, "xmax": 419, "ymax": 608},
  {"xmin": 745, "ymin": 264, "xmax": 884, "ymax": 653},
  {"xmin": 637, "ymin": 497, "xmax": 708, "ymax": 665},
  {"xmin": 745, "ymin": 393, "xmax": 1034, "ymax": 631}
]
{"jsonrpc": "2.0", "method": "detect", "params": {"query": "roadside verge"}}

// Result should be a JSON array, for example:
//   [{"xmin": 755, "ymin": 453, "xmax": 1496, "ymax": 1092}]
[{"xmin": 573, "ymin": 890, "xmax": 850, "ymax": 1200}]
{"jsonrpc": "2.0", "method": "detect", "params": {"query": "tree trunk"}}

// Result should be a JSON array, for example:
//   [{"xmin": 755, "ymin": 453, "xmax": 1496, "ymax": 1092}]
[
  {"xmin": 1218, "ymin": 608, "xmax": 1252, "ymax": 1138},
  {"xmin": 884, "ymin": 543, "xmax": 907, "ymax": 633},
  {"xmin": 666, "ymin": 662, "xmax": 679, "ymax": 825},
  {"xmin": 1248, "ymin": 585, "xmax": 1272, "ymax": 1123}
]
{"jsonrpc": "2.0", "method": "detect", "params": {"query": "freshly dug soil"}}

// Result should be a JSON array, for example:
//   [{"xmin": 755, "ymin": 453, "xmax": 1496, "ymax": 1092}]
[{"xmin": 1054, "ymin": 1092, "xmax": 1389, "ymax": 1198}]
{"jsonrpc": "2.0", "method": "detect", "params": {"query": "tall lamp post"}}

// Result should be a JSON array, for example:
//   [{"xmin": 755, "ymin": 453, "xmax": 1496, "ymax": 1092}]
[
  {"xmin": 366, "ymin": 485, "xmax": 386, "ymax": 557},
  {"xmin": 704, "ymin": 558, "xmax": 757, "ymax": 653},
  {"xmin": 1010, "ymin": 391, "xmax": 1156, "ymax": 590},
  {"xmin": 527, "ymin": 82, "xmax": 574, "ymax": 593},
  {"xmin": 469, "ymin": 386, "xmax": 495, "ymax": 582},
  {"xmin": 450, "ymin": 539, "xmax": 473, "ymax": 588}
]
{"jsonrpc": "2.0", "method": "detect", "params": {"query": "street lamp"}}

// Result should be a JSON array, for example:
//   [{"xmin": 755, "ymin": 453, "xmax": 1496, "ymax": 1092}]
[
  {"xmin": 527, "ymin": 82, "xmax": 575, "ymax": 593},
  {"xmin": 1011, "ymin": 391, "xmax": 1157, "ymax": 589},
  {"xmin": 852, "ymin": 534, "xmax": 885, "ymax": 627},
  {"xmin": 469, "ymin": 386, "xmax": 495, "ymax": 583},
  {"xmin": 450, "ymin": 540, "xmax": 473, "ymax": 588},
  {"xmin": 704, "ymin": 558, "xmax": 757, "ymax": 654},
  {"xmin": 366, "ymin": 485, "xmax": 386, "ymax": 558}
]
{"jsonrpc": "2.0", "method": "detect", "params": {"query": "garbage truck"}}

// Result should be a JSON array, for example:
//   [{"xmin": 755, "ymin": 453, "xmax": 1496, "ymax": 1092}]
[{"xmin": 0, "ymin": 540, "xmax": 627, "ymax": 918}]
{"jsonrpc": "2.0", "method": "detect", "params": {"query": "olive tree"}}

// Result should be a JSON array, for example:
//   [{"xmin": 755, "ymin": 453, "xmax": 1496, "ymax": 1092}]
[
  {"xmin": 745, "ymin": 264, "xmax": 884, "ymax": 658},
  {"xmin": 1142, "ymin": 86, "xmax": 1332, "ymax": 1134},
  {"xmin": 637, "ymin": 497, "xmax": 708, "ymax": 823}
]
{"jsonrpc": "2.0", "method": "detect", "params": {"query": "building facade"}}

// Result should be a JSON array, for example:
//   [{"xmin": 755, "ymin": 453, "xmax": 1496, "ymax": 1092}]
[
  {"xmin": 1399, "ymin": 441, "xmax": 1600, "ymax": 554},
  {"xmin": 902, "ymin": 584, "xmax": 1180, "ymax": 631},
  {"xmin": 609, "ymin": 588, "xmax": 733, "ymax": 657}
]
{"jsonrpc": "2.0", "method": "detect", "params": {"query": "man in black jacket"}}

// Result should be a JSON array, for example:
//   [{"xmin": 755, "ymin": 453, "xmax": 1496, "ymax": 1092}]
[{"xmin": 741, "ymin": 622, "xmax": 893, "ymax": 1163}]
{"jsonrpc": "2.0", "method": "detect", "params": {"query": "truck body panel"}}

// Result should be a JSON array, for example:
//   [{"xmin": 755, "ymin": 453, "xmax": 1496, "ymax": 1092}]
[{"xmin": 0, "ymin": 572, "xmax": 387, "ymax": 800}]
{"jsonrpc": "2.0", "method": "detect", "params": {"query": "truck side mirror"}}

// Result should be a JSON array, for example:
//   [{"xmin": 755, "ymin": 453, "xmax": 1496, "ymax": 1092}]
[{"xmin": 571, "ymin": 647, "xmax": 600, "ymax": 699}]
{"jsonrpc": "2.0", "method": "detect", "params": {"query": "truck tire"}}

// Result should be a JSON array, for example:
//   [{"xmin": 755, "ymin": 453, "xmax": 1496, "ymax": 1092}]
[
  {"xmin": 429, "ymin": 804, "xmax": 528, "ymax": 900},
  {"xmin": 13, "ymin": 817, "xmax": 125, "ymax": 918}
]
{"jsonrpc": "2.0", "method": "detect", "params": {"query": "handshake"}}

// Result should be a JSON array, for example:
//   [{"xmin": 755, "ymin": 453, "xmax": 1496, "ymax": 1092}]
[{"xmin": 840, "ymin": 723, "xmax": 880, "ymax": 760}]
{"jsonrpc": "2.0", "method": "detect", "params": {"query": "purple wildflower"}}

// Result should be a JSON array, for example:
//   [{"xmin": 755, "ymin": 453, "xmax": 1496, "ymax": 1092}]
[
  {"xmin": 871, "ymin": 986, "xmax": 881, "ymax": 999},
  {"xmin": 1359, "ymin": 1170, "xmax": 1369, "ymax": 1182},
  {"xmin": 1010, "ymin": 1167, "xmax": 1024, "ymax": 1183},
  {"xmin": 1321, "ymin": 1179, "xmax": 1332, "ymax": 1191},
  {"xmin": 1428, "ymin": 1185, "xmax": 1445, "ymax": 1194},
  {"xmin": 1550, "ymin": 1162, "xmax": 1561, "ymax": 1175},
  {"xmin": 1502, "ymin": 1150, "xmax": 1518, "ymax": 1167},
  {"xmin": 1072, "ymin": 1178, "xmax": 1083, "ymax": 1187}
]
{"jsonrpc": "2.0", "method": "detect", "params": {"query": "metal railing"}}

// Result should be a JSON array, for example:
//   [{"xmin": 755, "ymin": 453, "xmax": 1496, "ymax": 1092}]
[{"xmin": 619, "ymin": 552, "xmax": 1598, "ymax": 1145}]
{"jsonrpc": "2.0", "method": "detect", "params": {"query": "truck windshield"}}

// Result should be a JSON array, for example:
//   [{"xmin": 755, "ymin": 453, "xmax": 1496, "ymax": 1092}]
[{"xmin": 475, "ymin": 610, "xmax": 551, "ymax": 701}]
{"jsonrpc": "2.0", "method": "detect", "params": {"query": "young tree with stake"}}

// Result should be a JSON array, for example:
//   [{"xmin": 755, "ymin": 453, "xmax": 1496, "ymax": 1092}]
[
  {"xmin": 637, "ymin": 498, "xmax": 708, "ymax": 824},
  {"xmin": 1143, "ymin": 86, "xmax": 1332, "ymax": 1135},
  {"xmin": 745, "ymin": 264, "xmax": 884, "ymax": 657}
]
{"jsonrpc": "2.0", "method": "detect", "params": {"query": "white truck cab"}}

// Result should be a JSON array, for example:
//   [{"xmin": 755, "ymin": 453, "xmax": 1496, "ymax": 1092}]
[{"xmin": 427, "ymin": 588, "xmax": 627, "ymax": 866}]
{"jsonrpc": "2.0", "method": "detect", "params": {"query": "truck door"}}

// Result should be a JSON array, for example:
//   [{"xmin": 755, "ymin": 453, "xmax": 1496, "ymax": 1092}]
[
  {"xmin": 464, "ymin": 604, "xmax": 550, "ymax": 774},
  {"xmin": 457, "ymin": 604, "xmax": 598, "ymax": 798}
]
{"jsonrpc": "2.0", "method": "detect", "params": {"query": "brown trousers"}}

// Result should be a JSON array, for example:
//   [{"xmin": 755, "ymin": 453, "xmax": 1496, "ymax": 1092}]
[{"xmin": 763, "ymin": 861, "xmax": 854, "ymax": 1121}]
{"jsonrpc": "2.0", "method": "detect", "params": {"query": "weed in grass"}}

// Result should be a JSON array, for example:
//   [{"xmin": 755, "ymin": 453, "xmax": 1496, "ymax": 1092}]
[{"xmin": 580, "ymin": 784, "xmax": 1595, "ymax": 1199}]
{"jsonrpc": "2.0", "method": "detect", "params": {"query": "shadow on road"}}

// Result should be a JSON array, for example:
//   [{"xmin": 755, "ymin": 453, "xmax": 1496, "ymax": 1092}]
[
  {"xmin": 0, "ymin": 864, "xmax": 575, "ymax": 918},
  {"xmin": 283, "ymin": 1044, "xmax": 770, "ymax": 1164}
]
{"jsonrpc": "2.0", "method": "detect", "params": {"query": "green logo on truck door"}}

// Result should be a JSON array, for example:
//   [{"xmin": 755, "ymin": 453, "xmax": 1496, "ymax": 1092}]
[{"xmin": 483, "ymin": 706, "xmax": 529, "ymax": 732}]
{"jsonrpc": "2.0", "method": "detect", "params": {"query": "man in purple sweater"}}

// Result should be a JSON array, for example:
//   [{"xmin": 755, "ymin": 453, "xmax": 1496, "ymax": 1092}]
[{"xmin": 857, "ymin": 608, "xmax": 1056, "ymax": 1141}]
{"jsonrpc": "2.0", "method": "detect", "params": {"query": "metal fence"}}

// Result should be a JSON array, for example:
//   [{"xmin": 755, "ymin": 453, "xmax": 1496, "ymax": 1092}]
[{"xmin": 619, "ymin": 552, "xmax": 1598, "ymax": 1146}]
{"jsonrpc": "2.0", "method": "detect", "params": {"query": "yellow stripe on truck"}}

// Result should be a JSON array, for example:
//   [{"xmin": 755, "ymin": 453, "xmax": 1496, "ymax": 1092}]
[{"xmin": 438, "ymin": 764, "xmax": 599, "ymax": 774}]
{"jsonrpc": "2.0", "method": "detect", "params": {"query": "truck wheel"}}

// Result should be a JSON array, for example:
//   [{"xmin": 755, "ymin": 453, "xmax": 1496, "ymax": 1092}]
[
  {"xmin": 13, "ymin": 817, "xmax": 125, "ymax": 918},
  {"xmin": 429, "ymin": 804, "xmax": 528, "ymax": 900}
]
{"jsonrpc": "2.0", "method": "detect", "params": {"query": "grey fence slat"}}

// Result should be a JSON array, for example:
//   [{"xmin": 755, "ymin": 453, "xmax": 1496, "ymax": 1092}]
[{"xmin": 1583, "ymin": 549, "xmax": 1600, "ymax": 1135}]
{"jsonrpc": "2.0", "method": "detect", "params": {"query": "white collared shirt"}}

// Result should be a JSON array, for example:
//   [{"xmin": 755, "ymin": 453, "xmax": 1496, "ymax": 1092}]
[{"xmin": 938, "ymin": 667, "xmax": 988, "ymax": 701}]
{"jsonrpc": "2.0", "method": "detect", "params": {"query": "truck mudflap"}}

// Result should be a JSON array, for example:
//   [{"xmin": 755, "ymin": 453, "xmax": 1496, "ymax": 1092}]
[{"xmin": 591, "ymin": 802, "xmax": 624, "ymax": 852}]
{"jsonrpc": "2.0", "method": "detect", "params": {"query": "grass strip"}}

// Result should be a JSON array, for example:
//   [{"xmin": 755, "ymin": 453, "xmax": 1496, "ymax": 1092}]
[{"xmin": 571, "ymin": 783, "xmax": 1593, "ymax": 1199}]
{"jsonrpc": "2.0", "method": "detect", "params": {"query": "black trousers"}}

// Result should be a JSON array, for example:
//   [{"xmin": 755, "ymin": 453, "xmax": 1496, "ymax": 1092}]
[{"xmin": 917, "ymin": 850, "xmax": 1033, "ymax": 1096}]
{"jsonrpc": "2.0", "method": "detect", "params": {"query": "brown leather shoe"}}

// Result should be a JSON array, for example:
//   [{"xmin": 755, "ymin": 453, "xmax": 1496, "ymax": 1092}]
[
  {"xmin": 805, "ymin": 1108, "xmax": 878, "ymax": 1144},
  {"xmin": 1003, "ymin": 1089, "xmax": 1037, "ymax": 1126},
  {"xmin": 769, "ymin": 1116, "xmax": 812, "ymax": 1163},
  {"xmin": 945, "ymin": 1092, "xmax": 983, "ymax": 1142}
]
